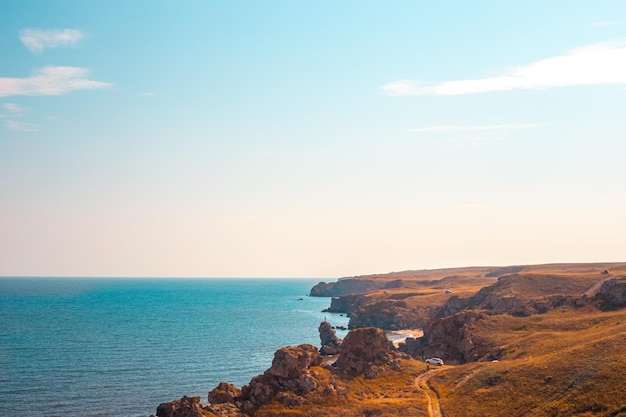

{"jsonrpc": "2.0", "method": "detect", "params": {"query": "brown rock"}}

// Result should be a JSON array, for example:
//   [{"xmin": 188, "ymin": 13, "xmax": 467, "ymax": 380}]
[
  {"xmin": 334, "ymin": 327, "xmax": 390, "ymax": 376},
  {"xmin": 239, "ymin": 344, "xmax": 322, "ymax": 412},
  {"xmin": 156, "ymin": 396, "xmax": 212, "ymax": 417},
  {"xmin": 267, "ymin": 344, "xmax": 322, "ymax": 379},
  {"xmin": 411, "ymin": 310, "xmax": 489, "ymax": 364},
  {"xmin": 319, "ymin": 321, "xmax": 342, "ymax": 356},
  {"xmin": 208, "ymin": 382, "xmax": 241, "ymax": 405},
  {"xmin": 597, "ymin": 277, "xmax": 626, "ymax": 310}
]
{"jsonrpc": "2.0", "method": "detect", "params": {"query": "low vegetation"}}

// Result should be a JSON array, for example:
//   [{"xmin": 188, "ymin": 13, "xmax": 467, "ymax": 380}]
[{"xmin": 158, "ymin": 263, "xmax": 626, "ymax": 417}]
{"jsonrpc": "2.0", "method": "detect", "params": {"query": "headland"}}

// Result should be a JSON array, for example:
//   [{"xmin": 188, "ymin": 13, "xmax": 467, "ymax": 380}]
[{"xmin": 155, "ymin": 262, "xmax": 626, "ymax": 416}]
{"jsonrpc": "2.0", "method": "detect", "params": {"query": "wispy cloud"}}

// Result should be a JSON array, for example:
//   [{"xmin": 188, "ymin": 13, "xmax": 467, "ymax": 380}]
[
  {"xmin": 406, "ymin": 123, "xmax": 538, "ymax": 133},
  {"xmin": 1, "ymin": 103, "xmax": 27, "ymax": 115},
  {"xmin": 382, "ymin": 39, "xmax": 626, "ymax": 96},
  {"xmin": 20, "ymin": 28, "xmax": 84, "ymax": 54},
  {"xmin": 4, "ymin": 120, "xmax": 38, "ymax": 132},
  {"xmin": 590, "ymin": 21, "xmax": 618, "ymax": 28},
  {"xmin": 0, "ymin": 66, "xmax": 112, "ymax": 97}
]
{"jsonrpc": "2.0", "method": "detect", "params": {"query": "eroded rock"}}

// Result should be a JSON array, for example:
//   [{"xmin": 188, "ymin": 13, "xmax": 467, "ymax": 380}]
[
  {"xmin": 596, "ymin": 277, "xmax": 626, "ymax": 310},
  {"xmin": 239, "ymin": 344, "xmax": 322, "ymax": 412},
  {"xmin": 334, "ymin": 327, "xmax": 390, "ymax": 376},
  {"xmin": 208, "ymin": 382, "xmax": 241, "ymax": 405},
  {"xmin": 156, "ymin": 396, "xmax": 212, "ymax": 417},
  {"xmin": 319, "ymin": 321, "xmax": 342, "ymax": 355}
]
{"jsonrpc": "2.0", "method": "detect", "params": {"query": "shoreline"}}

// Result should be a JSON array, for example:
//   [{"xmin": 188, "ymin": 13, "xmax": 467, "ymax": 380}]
[{"xmin": 386, "ymin": 328, "xmax": 423, "ymax": 347}]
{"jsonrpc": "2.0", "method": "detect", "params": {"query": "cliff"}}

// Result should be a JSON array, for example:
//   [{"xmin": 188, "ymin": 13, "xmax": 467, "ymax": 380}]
[
  {"xmin": 309, "ymin": 278, "xmax": 403, "ymax": 297},
  {"xmin": 156, "ymin": 263, "xmax": 626, "ymax": 417}
]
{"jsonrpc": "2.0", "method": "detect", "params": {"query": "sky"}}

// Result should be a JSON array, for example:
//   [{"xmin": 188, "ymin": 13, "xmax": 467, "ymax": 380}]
[{"xmin": 1, "ymin": 1, "xmax": 626, "ymax": 278}]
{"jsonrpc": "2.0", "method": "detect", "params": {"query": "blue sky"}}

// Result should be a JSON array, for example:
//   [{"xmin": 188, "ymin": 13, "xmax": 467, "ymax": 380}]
[{"xmin": 1, "ymin": 1, "xmax": 625, "ymax": 277}]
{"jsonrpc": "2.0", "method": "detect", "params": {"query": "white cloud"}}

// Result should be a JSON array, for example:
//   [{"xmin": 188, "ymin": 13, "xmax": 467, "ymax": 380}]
[
  {"xmin": 5, "ymin": 120, "xmax": 38, "ymax": 132},
  {"xmin": 381, "ymin": 39, "xmax": 626, "ymax": 96},
  {"xmin": 20, "ymin": 28, "xmax": 84, "ymax": 54},
  {"xmin": 406, "ymin": 123, "xmax": 538, "ymax": 133},
  {"xmin": 0, "ymin": 66, "xmax": 112, "ymax": 97}
]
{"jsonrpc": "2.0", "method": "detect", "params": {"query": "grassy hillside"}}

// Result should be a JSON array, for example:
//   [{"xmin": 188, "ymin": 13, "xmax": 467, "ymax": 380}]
[{"xmin": 431, "ymin": 308, "xmax": 626, "ymax": 416}]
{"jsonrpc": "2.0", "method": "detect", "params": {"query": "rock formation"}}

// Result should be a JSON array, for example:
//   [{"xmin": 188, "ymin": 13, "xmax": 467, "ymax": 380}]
[
  {"xmin": 596, "ymin": 277, "xmax": 626, "ymax": 310},
  {"xmin": 208, "ymin": 382, "xmax": 241, "ymax": 405},
  {"xmin": 156, "ymin": 396, "xmax": 212, "ymax": 417},
  {"xmin": 239, "ymin": 344, "xmax": 322, "ymax": 413},
  {"xmin": 310, "ymin": 278, "xmax": 404, "ymax": 297},
  {"xmin": 334, "ymin": 327, "xmax": 390, "ymax": 376},
  {"xmin": 318, "ymin": 321, "xmax": 342, "ymax": 355},
  {"xmin": 402, "ymin": 310, "xmax": 494, "ymax": 364}
]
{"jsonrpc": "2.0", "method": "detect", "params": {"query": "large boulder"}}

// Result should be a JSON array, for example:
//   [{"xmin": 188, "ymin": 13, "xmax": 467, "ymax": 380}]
[
  {"xmin": 318, "ymin": 321, "xmax": 342, "ymax": 355},
  {"xmin": 156, "ymin": 396, "xmax": 212, "ymax": 417},
  {"xmin": 266, "ymin": 344, "xmax": 322, "ymax": 379},
  {"xmin": 208, "ymin": 382, "xmax": 241, "ymax": 405},
  {"xmin": 334, "ymin": 327, "xmax": 390, "ymax": 376},
  {"xmin": 240, "ymin": 344, "xmax": 322, "ymax": 413}
]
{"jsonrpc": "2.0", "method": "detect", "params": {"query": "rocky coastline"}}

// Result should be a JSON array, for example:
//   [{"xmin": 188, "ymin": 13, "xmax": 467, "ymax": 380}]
[{"xmin": 154, "ymin": 263, "xmax": 626, "ymax": 417}]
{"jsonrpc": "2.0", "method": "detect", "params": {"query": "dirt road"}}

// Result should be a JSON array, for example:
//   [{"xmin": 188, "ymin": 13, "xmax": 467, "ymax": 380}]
[{"xmin": 414, "ymin": 368, "xmax": 444, "ymax": 417}]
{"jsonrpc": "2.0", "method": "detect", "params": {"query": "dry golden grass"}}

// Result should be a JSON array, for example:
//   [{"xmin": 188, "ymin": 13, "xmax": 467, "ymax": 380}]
[
  {"xmin": 258, "ymin": 263, "xmax": 626, "ymax": 416},
  {"xmin": 429, "ymin": 308, "xmax": 626, "ymax": 416}
]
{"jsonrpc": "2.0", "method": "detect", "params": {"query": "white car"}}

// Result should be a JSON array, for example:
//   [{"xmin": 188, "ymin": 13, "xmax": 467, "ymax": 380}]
[{"xmin": 425, "ymin": 357, "xmax": 444, "ymax": 366}]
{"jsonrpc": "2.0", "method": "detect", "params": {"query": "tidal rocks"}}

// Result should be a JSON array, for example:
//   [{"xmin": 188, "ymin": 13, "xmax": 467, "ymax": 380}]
[
  {"xmin": 156, "ymin": 396, "xmax": 212, "ymax": 417},
  {"xmin": 334, "ymin": 327, "xmax": 390, "ymax": 376},
  {"xmin": 318, "ymin": 321, "xmax": 342, "ymax": 355}
]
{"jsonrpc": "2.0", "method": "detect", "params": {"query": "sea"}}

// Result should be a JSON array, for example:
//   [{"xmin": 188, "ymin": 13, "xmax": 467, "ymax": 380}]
[{"xmin": 0, "ymin": 278, "xmax": 350, "ymax": 417}]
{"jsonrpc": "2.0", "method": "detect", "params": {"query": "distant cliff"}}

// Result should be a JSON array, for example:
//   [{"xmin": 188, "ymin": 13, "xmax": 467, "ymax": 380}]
[{"xmin": 310, "ymin": 278, "xmax": 403, "ymax": 297}]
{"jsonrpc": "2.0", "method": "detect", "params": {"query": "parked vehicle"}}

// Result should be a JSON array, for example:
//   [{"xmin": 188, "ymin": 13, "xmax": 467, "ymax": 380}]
[{"xmin": 425, "ymin": 357, "xmax": 444, "ymax": 366}]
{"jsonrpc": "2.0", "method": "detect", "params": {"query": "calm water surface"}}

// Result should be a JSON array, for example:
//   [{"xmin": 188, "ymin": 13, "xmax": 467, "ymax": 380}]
[{"xmin": 0, "ymin": 278, "xmax": 348, "ymax": 417}]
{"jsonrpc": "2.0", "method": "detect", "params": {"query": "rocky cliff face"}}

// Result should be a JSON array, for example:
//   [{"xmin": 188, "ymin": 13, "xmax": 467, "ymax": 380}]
[
  {"xmin": 323, "ymin": 293, "xmax": 368, "ymax": 315},
  {"xmin": 348, "ymin": 300, "xmax": 436, "ymax": 330},
  {"xmin": 310, "ymin": 279, "xmax": 404, "ymax": 297},
  {"xmin": 438, "ymin": 274, "xmax": 587, "ymax": 318},
  {"xmin": 401, "ymin": 311, "xmax": 498, "ymax": 364},
  {"xmin": 596, "ymin": 277, "xmax": 626, "ymax": 310}
]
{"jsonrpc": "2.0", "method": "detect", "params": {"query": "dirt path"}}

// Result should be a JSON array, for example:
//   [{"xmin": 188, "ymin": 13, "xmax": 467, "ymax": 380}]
[{"xmin": 414, "ymin": 368, "xmax": 444, "ymax": 417}]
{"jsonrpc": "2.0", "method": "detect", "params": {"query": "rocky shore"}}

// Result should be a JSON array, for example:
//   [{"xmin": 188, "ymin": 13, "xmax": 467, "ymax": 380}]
[{"xmin": 154, "ymin": 263, "xmax": 626, "ymax": 417}]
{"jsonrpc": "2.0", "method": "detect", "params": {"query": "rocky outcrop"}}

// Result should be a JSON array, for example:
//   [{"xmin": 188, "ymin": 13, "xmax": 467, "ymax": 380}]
[
  {"xmin": 596, "ymin": 277, "xmax": 626, "ymax": 310},
  {"xmin": 239, "ymin": 344, "xmax": 322, "ymax": 413},
  {"xmin": 318, "ymin": 321, "xmax": 342, "ymax": 355},
  {"xmin": 310, "ymin": 278, "xmax": 404, "ymax": 297},
  {"xmin": 402, "ymin": 311, "xmax": 494, "ymax": 364},
  {"xmin": 348, "ymin": 300, "xmax": 435, "ymax": 330},
  {"xmin": 208, "ymin": 383, "xmax": 241, "ymax": 405},
  {"xmin": 156, "ymin": 396, "xmax": 212, "ymax": 417},
  {"xmin": 334, "ymin": 327, "xmax": 390, "ymax": 376},
  {"xmin": 438, "ymin": 274, "xmax": 591, "ymax": 318},
  {"xmin": 322, "ymin": 293, "xmax": 368, "ymax": 315}
]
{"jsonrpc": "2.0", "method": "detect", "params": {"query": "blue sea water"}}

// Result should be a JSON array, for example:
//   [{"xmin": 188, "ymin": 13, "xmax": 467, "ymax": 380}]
[{"xmin": 0, "ymin": 278, "xmax": 349, "ymax": 417}]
